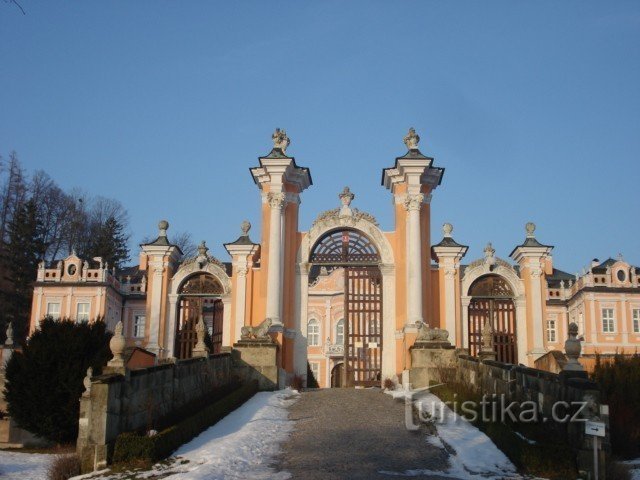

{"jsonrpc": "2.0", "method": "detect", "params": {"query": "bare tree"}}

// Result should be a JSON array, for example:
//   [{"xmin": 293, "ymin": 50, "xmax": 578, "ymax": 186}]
[{"xmin": 140, "ymin": 230, "xmax": 196, "ymax": 258}]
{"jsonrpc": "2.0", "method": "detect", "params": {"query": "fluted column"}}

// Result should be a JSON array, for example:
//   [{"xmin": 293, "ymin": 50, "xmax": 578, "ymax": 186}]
[
  {"xmin": 266, "ymin": 192, "xmax": 286, "ymax": 327},
  {"xmin": 404, "ymin": 193, "xmax": 424, "ymax": 325}
]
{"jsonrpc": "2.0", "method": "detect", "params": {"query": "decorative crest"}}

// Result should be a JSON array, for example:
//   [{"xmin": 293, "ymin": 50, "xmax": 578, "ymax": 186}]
[
  {"xmin": 272, "ymin": 128, "xmax": 290, "ymax": 153},
  {"xmin": 525, "ymin": 222, "xmax": 536, "ymax": 238},
  {"xmin": 442, "ymin": 223, "xmax": 453, "ymax": 238},
  {"xmin": 241, "ymin": 220, "xmax": 251, "ymax": 236},
  {"xmin": 403, "ymin": 127, "xmax": 420, "ymax": 150},
  {"xmin": 339, "ymin": 187, "xmax": 355, "ymax": 216}
]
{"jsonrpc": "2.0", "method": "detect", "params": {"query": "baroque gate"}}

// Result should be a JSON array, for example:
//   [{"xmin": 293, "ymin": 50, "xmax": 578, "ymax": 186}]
[{"xmin": 310, "ymin": 229, "xmax": 383, "ymax": 387}]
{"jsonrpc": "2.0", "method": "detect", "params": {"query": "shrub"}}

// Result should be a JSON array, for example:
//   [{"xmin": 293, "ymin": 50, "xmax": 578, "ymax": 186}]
[
  {"xmin": 48, "ymin": 454, "xmax": 80, "ymax": 480},
  {"xmin": 592, "ymin": 353, "xmax": 640, "ymax": 458},
  {"xmin": 306, "ymin": 363, "xmax": 319, "ymax": 388},
  {"xmin": 4, "ymin": 317, "xmax": 112, "ymax": 443},
  {"xmin": 113, "ymin": 380, "xmax": 258, "ymax": 465}
]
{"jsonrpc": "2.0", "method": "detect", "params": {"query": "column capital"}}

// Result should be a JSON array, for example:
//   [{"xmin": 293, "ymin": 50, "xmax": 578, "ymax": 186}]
[
  {"xmin": 267, "ymin": 192, "xmax": 286, "ymax": 209},
  {"xmin": 403, "ymin": 193, "xmax": 424, "ymax": 212}
]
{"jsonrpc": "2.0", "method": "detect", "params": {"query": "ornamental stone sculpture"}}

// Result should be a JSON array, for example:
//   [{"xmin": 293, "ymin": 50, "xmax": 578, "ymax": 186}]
[
  {"xmin": 479, "ymin": 318, "xmax": 497, "ymax": 361},
  {"xmin": 484, "ymin": 242, "xmax": 496, "ymax": 269},
  {"xmin": 107, "ymin": 321, "xmax": 126, "ymax": 371},
  {"xmin": 240, "ymin": 318, "xmax": 272, "ymax": 341},
  {"xmin": 338, "ymin": 187, "xmax": 354, "ymax": 216},
  {"xmin": 192, "ymin": 314, "xmax": 209, "ymax": 358},
  {"xmin": 4, "ymin": 322, "xmax": 13, "ymax": 347},
  {"xmin": 415, "ymin": 322, "xmax": 451, "ymax": 346},
  {"xmin": 272, "ymin": 128, "xmax": 290, "ymax": 153},
  {"xmin": 525, "ymin": 222, "xmax": 536, "ymax": 238},
  {"xmin": 443, "ymin": 223, "xmax": 453, "ymax": 238},
  {"xmin": 241, "ymin": 220, "xmax": 251, "ymax": 236},
  {"xmin": 403, "ymin": 127, "xmax": 420, "ymax": 150},
  {"xmin": 564, "ymin": 322, "xmax": 584, "ymax": 372},
  {"xmin": 82, "ymin": 367, "xmax": 93, "ymax": 397}
]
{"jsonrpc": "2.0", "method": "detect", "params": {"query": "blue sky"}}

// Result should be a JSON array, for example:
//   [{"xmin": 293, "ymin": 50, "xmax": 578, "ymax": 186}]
[{"xmin": 1, "ymin": 1, "xmax": 638, "ymax": 273}]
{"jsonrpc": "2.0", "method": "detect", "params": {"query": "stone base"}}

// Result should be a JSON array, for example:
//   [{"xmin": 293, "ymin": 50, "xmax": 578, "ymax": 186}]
[
  {"xmin": 409, "ymin": 344, "xmax": 457, "ymax": 389},
  {"xmin": 233, "ymin": 341, "xmax": 278, "ymax": 391}
]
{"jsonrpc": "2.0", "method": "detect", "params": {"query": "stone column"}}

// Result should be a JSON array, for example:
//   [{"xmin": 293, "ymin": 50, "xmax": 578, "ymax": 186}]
[
  {"xmin": 266, "ymin": 192, "xmax": 286, "ymax": 328},
  {"xmin": 147, "ymin": 259, "xmax": 165, "ymax": 353},
  {"xmin": 234, "ymin": 266, "xmax": 249, "ymax": 343},
  {"xmin": 404, "ymin": 193, "xmax": 424, "ymax": 325}
]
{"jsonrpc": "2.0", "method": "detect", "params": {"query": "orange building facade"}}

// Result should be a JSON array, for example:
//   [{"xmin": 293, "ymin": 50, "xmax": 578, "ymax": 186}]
[{"xmin": 29, "ymin": 129, "xmax": 640, "ymax": 387}]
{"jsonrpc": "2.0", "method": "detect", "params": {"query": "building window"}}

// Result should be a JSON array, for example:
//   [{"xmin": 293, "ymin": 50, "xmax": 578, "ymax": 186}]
[
  {"xmin": 633, "ymin": 309, "xmax": 640, "ymax": 334},
  {"xmin": 546, "ymin": 319, "xmax": 557, "ymax": 342},
  {"xmin": 307, "ymin": 319, "xmax": 320, "ymax": 346},
  {"xmin": 602, "ymin": 308, "xmax": 615, "ymax": 333},
  {"xmin": 76, "ymin": 302, "xmax": 90, "ymax": 322},
  {"xmin": 617, "ymin": 269, "xmax": 626, "ymax": 282},
  {"xmin": 336, "ymin": 319, "xmax": 344, "ymax": 346},
  {"xmin": 309, "ymin": 362, "xmax": 320, "ymax": 382},
  {"xmin": 46, "ymin": 302, "xmax": 61, "ymax": 319},
  {"xmin": 133, "ymin": 314, "xmax": 146, "ymax": 338}
]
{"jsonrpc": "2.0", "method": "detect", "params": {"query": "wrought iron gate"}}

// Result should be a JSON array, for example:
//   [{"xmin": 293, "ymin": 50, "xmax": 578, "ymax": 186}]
[
  {"xmin": 345, "ymin": 266, "xmax": 383, "ymax": 387},
  {"xmin": 468, "ymin": 275, "xmax": 517, "ymax": 364}
]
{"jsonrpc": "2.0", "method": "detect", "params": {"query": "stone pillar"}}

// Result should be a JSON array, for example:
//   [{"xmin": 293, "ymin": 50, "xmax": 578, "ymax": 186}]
[
  {"xmin": 266, "ymin": 192, "xmax": 286, "ymax": 327},
  {"xmin": 432, "ymin": 223, "xmax": 468, "ymax": 346},
  {"xmin": 510, "ymin": 222, "xmax": 553, "ymax": 364},
  {"xmin": 404, "ymin": 193, "xmax": 424, "ymax": 325}
]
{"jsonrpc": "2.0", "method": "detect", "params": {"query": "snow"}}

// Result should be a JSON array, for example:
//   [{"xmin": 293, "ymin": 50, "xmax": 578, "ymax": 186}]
[
  {"xmin": 0, "ymin": 450, "xmax": 54, "ymax": 480},
  {"xmin": 73, "ymin": 388, "xmax": 299, "ymax": 480},
  {"xmin": 384, "ymin": 388, "xmax": 541, "ymax": 480},
  {"xmin": 624, "ymin": 458, "xmax": 640, "ymax": 480}
]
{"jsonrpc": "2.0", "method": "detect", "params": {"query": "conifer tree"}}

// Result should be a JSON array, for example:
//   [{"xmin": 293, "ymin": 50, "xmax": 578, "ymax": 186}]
[
  {"xmin": 85, "ymin": 214, "xmax": 130, "ymax": 269},
  {"xmin": 1, "ymin": 199, "xmax": 47, "ymax": 343}
]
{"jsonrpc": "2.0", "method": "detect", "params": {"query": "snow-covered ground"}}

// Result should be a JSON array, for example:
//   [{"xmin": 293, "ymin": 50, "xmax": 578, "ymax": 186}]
[
  {"xmin": 386, "ymin": 388, "xmax": 539, "ymax": 480},
  {"xmin": 74, "ymin": 388, "xmax": 299, "ymax": 480},
  {"xmin": 625, "ymin": 458, "xmax": 640, "ymax": 480},
  {"xmin": 0, "ymin": 450, "xmax": 54, "ymax": 480}
]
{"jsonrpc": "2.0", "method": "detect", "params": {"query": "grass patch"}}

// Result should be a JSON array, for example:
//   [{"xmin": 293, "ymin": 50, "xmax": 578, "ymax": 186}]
[{"xmin": 429, "ymin": 383, "xmax": 578, "ymax": 480}]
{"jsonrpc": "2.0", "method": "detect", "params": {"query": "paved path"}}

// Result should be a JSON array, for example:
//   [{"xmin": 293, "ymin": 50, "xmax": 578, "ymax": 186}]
[{"xmin": 277, "ymin": 388, "xmax": 453, "ymax": 479}]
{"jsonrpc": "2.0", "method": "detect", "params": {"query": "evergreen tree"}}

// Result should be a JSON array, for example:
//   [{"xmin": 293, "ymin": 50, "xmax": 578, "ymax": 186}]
[
  {"xmin": 1, "ymin": 199, "xmax": 47, "ymax": 344},
  {"xmin": 3, "ymin": 317, "xmax": 112, "ymax": 444},
  {"xmin": 86, "ymin": 214, "xmax": 130, "ymax": 269}
]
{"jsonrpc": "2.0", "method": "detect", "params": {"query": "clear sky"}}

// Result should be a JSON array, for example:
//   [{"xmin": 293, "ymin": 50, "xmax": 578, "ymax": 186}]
[{"xmin": 1, "ymin": 1, "xmax": 638, "ymax": 273}]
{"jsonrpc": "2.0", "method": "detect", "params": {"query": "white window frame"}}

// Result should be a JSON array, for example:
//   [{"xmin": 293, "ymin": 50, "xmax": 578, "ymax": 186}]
[
  {"xmin": 546, "ymin": 318, "xmax": 557, "ymax": 343},
  {"xmin": 602, "ymin": 308, "xmax": 615, "ymax": 333},
  {"xmin": 335, "ymin": 319, "xmax": 344, "ymax": 346},
  {"xmin": 633, "ymin": 308, "xmax": 640, "ymax": 334},
  {"xmin": 46, "ymin": 302, "xmax": 61, "ymax": 319},
  {"xmin": 309, "ymin": 362, "xmax": 320, "ymax": 381},
  {"xmin": 76, "ymin": 302, "xmax": 90, "ymax": 322},
  {"xmin": 307, "ymin": 318, "xmax": 320, "ymax": 346},
  {"xmin": 133, "ymin": 313, "xmax": 146, "ymax": 338}
]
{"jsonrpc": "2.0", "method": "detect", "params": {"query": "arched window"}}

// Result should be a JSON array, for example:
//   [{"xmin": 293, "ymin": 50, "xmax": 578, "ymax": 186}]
[
  {"xmin": 308, "ymin": 319, "xmax": 320, "ymax": 346},
  {"xmin": 335, "ymin": 319, "xmax": 344, "ymax": 346}
]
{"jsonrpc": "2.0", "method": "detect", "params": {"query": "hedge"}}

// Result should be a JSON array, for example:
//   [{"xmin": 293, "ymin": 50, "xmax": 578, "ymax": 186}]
[{"xmin": 113, "ymin": 380, "xmax": 259, "ymax": 464}]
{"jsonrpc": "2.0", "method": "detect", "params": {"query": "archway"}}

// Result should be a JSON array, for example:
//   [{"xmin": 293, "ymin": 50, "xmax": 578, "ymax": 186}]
[
  {"xmin": 175, "ymin": 272, "xmax": 225, "ymax": 358},
  {"xmin": 309, "ymin": 228, "xmax": 383, "ymax": 387},
  {"xmin": 468, "ymin": 274, "xmax": 517, "ymax": 363},
  {"xmin": 331, "ymin": 362, "xmax": 345, "ymax": 388}
]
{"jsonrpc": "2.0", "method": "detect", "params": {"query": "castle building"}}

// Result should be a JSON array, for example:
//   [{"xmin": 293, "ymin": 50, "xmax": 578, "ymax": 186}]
[{"xmin": 28, "ymin": 129, "xmax": 640, "ymax": 386}]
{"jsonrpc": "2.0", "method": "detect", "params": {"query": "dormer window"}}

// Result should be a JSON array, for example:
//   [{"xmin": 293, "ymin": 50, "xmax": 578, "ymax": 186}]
[
  {"xmin": 67, "ymin": 264, "xmax": 77, "ymax": 275},
  {"xmin": 617, "ymin": 269, "xmax": 626, "ymax": 282}
]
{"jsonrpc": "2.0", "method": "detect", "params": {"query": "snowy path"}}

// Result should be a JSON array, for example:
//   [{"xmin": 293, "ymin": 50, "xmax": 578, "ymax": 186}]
[
  {"xmin": 0, "ymin": 450, "xmax": 54, "ymax": 480},
  {"xmin": 75, "ymin": 388, "xmax": 299, "ymax": 480}
]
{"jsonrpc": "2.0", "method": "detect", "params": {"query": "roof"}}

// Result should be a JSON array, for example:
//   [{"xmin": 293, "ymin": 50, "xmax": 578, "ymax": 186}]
[
  {"xmin": 432, "ymin": 236, "xmax": 468, "ymax": 249},
  {"xmin": 546, "ymin": 268, "xmax": 576, "ymax": 287},
  {"xmin": 591, "ymin": 258, "xmax": 616, "ymax": 273},
  {"xmin": 224, "ymin": 234, "xmax": 258, "ymax": 247}
]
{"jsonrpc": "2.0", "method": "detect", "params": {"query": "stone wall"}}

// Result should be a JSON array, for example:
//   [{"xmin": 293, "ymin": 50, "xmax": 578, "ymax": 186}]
[
  {"xmin": 456, "ymin": 354, "xmax": 608, "ymax": 479},
  {"xmin": 77, "ymin": 353, "xmax": 233, "ymax": 472}
]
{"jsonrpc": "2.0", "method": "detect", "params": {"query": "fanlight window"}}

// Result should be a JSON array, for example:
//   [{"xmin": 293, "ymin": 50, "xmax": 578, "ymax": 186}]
[
  {"xmin": 469, "ymin": 275, "xmax": 514, "ymax": 298},
  {"xmin": 179, "ymin": 273, "xmax": 224, "ymax": 295},
  {"xmin": 310, "ymin": 229, "xmax": 380, "ymax": 264}
]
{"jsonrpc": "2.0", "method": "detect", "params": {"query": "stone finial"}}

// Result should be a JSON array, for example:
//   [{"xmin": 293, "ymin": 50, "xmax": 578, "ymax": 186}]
[
  {"xmin": 192, "ymin": 313, "xmax": 209, "ymax": 358},
  {"xmin": 442, "ymin": 223, "xmax": 453, "ymax": 238},
  {"xmin": 198, "ymin": 240, "xmax": 208, "ymax": 256},
  {"xmin": 272, "ymin": 128, "xmax": 290, "ymax": 153},
  {"xmin": 241, "ymin": 220, "xmax": 251, "ymax": 236},
  {"xmin": 560, "ymin": 280, "xmax": 565, "ymax": 289},
  {"xmin": 617, "ymin": 252, "xmax": 624, "ymax": 261},
  {"xmin": 563, "ymin": 322, "xmax": 584, "ymax": 372},
  {"xmin": 525, "ymin": 222, "xmax": 536, "ymax": 238},
  {"xmin": 158, "ymin": 220, "xmax": 169, "ymax": 237},
  {"xmin": 107, "ymin": 321, "xmax": 126, "ymax": 371},
  {"xmin": 4, "ymin": 322, "xmax": 13, "ymax": 347},
  {"xmin": 82, "ymin": 367, "xmax": 93, "ymax": 397},
  {"xmin": 403, "ymin": 127, "xmax": 420, "ymax": 150}
]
